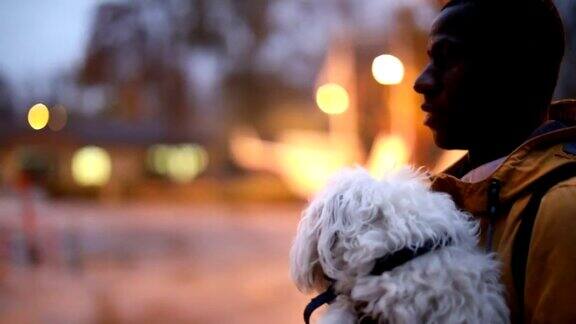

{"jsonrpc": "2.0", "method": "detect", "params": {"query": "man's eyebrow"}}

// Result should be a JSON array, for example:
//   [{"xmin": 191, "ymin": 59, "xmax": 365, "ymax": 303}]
[{"xmin": 427, "ymin": 36, "xmax": 466, "ymax": 56}]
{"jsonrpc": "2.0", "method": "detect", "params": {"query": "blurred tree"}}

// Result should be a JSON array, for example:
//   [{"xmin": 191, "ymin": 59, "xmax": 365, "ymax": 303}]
[
  {"xmin": 0, "ymin": 75, "xmax": 14, "ymax": 122},
  {"xmin": 78, "ymin": 0, "xmax": 335, "ymax": 172},
  {"xmin": 75, "ymin": 0, "xmax": 443, "ymax": 172},
  {"xmin": 81, "ymin": 1, "xmax": 190, "ymax": 136}
]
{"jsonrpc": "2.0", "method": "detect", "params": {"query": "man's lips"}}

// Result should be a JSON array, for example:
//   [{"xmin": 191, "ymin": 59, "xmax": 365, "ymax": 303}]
[
  {"xmin": 420, "ymin": 103, "xmax": 447, "ymax": 128},
  {"xmin": 421, "ymin": 103, "xmax": 437, "ymax": 127},
  {"xmin": 421, "ymin": 103, "xmax": 434, "ymax": 113}
]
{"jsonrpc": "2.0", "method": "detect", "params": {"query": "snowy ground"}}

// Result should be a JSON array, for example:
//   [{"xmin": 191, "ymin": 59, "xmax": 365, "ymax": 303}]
[{"xmin": 0, "ymin": 199, "xmax": 313, "ymax": 324}]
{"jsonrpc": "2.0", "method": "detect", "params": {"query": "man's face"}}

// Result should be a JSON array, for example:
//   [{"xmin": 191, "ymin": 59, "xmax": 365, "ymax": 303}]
[{"xmin": 414, "ymin": 5, "xmax": 490, "ymax": 149}]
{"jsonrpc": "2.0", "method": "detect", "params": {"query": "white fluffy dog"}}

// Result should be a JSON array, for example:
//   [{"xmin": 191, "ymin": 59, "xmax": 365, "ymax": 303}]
[{"xmin": 290, "ymin": 167, "xmax": 509, "ymax": 324}]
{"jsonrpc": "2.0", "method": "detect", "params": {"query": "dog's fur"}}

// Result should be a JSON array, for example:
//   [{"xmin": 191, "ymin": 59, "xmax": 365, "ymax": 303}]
[{"xmin": 290, "ymin": 167, "xmax": 509, "ymax": 324}]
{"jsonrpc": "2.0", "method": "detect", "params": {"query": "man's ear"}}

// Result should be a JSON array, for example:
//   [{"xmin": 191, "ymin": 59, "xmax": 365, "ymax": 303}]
[{"xmin": 550, "ymin": 99, "xmax": 576, "ymax": 126}]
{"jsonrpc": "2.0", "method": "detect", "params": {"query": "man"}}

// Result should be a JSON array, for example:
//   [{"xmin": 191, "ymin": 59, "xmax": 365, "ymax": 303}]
[{"xmin": 414, "ymin": 0, "xmax": 576, "ymax": 322}]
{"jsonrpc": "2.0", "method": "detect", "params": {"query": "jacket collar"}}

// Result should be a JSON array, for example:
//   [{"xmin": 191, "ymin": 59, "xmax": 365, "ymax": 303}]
[{"xmin": 431, "ymin": 121, "xmax": 576, "ymax": 216}]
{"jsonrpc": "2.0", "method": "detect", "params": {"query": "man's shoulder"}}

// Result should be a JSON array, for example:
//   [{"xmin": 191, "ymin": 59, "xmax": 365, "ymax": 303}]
[
  {"xmin": 541, "ymin": 176, "xmax": 576, "ymax": 204},
  {"xmin": 534, "ymin": 177, "xmax": 576, "ymax": 231}
]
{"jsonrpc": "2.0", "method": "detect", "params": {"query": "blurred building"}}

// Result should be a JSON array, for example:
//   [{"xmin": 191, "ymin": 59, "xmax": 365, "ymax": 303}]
[
  {"xmin": 1, "ymin": 0, "xmax": 575, "ymax": 201},
  {"xmin": 0, "ymin": 0, "xmax": 451, "ymax": 200}
]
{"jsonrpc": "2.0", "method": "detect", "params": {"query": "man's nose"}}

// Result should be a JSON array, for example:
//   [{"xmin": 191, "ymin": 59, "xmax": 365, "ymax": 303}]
[{"xmin": 413, "ymin": 64, "xmax": 437, "ymax": 95}]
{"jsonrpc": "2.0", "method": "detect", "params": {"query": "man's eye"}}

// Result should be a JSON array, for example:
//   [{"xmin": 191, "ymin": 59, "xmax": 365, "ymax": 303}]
[
  {"xmin": 433, "ymin": 50, "xmax": 461, "ymax": 69},
  {"xmin": 432, "ymin": 55, "xmax": 448, "ymax": 69},
  {"xmin": 430, "ymin": 41, "xmax": 463, "ymax": 69}
]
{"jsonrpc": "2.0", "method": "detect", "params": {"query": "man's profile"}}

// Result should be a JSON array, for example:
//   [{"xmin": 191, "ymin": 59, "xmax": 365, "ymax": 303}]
[{"xmin": 414, "ymin": 0, "xmax": 576, "ymax": 322}]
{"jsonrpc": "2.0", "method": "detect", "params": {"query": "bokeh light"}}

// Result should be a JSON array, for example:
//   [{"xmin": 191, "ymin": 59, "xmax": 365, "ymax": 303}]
[
  {"xmin": 48, "ymin": 105, "xmax": 68, "ymax": 131},
  {"xmin": 27, "ymin": 103, "xmax": 50, "ymax": 130},
  {"xmin": 315, "ymin": 83, "xmax": 349, "ymax": 115},
  {"xmin": 71, "ymin": 146, "xmax": 112, "ymax": 186},
  {"xmin": 148, "ymin": 144, "xmax": 209, "ymax": 183},
  {"xmin": 148, "ymin": 145, "xmax": 172, "ymax": 176},
  {"xmin": 166, "ymin": 145, "xmax": 209, "ymax": 183},
  {"xmin": 372, "ymin": 54, "xmax": 405, "ymax": 85}
]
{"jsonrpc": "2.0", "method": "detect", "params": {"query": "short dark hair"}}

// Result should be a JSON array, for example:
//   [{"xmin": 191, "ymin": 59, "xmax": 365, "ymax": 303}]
[{"xmin": 442, "ymin": 0, "xmax": 565, "ymax": 109}]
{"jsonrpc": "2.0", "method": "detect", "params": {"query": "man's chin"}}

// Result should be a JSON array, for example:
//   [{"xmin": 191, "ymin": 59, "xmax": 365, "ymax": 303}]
[{"xmin": 432, "ymin": 131, "xmax": 468, "ymax": 150}]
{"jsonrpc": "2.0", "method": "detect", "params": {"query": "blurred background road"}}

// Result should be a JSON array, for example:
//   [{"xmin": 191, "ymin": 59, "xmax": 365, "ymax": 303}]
[{"xmin": 0, "ymin": 199, "xmax": 307, "ymax": 323}]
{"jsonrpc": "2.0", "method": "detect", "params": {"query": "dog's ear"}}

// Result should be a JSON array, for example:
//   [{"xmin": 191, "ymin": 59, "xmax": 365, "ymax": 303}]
[
  {"xmin": 291, "ymin": 167, "xmax": 375, "ymax": 292},
  {"xmin": 290, "ymin": 203, "xmax": 329, "ymax": 293}
]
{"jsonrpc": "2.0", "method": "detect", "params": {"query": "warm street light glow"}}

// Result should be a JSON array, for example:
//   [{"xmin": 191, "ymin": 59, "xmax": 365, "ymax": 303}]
[
  {"xmin": 433, "ymin": 150, "xmax": 468, "ymax": 174},
  {"xmin": 277, "ymin": 143, "xmax": 351, "ymax": 198},
  {"xmin": 229, "ymin": 128, "xmax": 358, "ymax": 198},
  {"xmin": 367, "ymin": 135, "xmax": 409, "ymax": 178},
  {"xmin": 315, "ymin": 83, "xmax": 349, "ymax": 115},
  {"xmin": 372, "ymin": 54, "xmax": 405, "ymax": 85},
  {"xmin": 72, "ymin": 146, "xmax": 112, "ymax": 186},
  {"xmin": 27, "ymin": 103, "xmax": 50, "ymax": 130}
]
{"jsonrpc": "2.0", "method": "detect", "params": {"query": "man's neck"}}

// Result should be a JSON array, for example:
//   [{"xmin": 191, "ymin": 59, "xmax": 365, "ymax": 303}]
[
  {"xmin": 466, "ymin": 122, "xmax": 544, "ymax": 170},
  {"xmin": 466, "ymin": 145, "xmax": 517, "ymax": 171}
]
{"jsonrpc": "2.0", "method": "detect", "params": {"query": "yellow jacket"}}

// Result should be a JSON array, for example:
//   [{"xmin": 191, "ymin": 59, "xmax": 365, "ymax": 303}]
[{"xmin": 431, "ymin": 104, "xmax": 576, "ymax": 323}]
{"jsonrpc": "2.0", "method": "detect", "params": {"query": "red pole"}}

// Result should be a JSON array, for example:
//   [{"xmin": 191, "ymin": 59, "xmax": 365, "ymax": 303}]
[{"xmin": 17, "ymin": 172, "xmax": 41, "ymax": 266}]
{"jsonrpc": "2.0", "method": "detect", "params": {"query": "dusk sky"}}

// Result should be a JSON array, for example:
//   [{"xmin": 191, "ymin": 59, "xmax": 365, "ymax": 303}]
[{"xmin": 0, "ymin": 0, "xmax": 107, "ymax": 86}]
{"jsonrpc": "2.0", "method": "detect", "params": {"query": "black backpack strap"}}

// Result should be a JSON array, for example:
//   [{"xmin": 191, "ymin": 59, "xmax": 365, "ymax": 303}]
[
  {"xmin": 511, "ymin": 164, "xmax": 576, "ymax": 321},
  {"xmin": 303, "ymin": 284, "xmax": 337, "ymax": 324}
]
